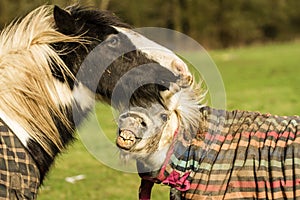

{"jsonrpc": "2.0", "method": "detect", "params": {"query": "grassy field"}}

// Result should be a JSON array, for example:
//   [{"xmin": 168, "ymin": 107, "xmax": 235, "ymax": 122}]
[{"xmin": 38, "ymin": 41, "xmax": 300, "ymax": 199}]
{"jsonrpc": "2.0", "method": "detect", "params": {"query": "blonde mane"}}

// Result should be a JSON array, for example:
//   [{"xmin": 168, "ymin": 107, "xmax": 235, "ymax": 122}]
[{"xmin": 0, "ymin": 5, "xmax": 84, "ymax": 156}]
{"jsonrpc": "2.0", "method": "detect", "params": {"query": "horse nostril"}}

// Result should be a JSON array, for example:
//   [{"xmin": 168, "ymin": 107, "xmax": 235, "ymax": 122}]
[
  {"xmin": 119, "ymin": 113, "xmax": 129, "ymax": 119},
  {"xmin": 171, "ymin": 59, "xmax": 193, "ymax": 87},
  {"xmin": 160, "ymin": 113, "xmax": 169, "ymax": 122},
  {"xmin": 140, "ymin": 121, "xmax": 147, "ymax": 127},
  {"xmin": 171, "ymin": 60, "xmax": 186, "ymax": 75}
]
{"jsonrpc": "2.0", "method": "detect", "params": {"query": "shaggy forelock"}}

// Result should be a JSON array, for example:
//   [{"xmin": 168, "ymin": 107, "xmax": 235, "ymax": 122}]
[{"xmin": 66, "ymin": 4, "xmax": 131, "ymax": 29}]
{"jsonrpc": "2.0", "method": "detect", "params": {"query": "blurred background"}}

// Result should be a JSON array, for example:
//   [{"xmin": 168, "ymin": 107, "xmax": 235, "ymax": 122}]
[
  {"xmin": 1, "ymin": 1, "xmax": 299, "ymax": 199},
  {"xmin": 0, "ymin": 0, "xmax": 299, "ymax": 49}
]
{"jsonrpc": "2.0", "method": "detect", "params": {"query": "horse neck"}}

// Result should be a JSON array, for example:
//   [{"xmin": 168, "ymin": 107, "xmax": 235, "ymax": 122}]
[{"xmin": 22, "ymin": 81, "xmax": 95, "ymax": 181}]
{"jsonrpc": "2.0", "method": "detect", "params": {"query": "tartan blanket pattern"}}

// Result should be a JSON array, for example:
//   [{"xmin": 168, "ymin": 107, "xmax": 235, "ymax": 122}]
[
  {"xmin": 0, "ymin": 120, "xmax": 40, "ymax": 200},
  {"xmin": 163, "ymin": 107, "xmax": 300, "ymax": 199}
]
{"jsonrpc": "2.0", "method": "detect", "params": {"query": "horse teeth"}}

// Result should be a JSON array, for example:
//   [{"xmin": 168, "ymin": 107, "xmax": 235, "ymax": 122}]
[
  {"xmin": 120, "ymin": 130, "xmax": 135, "ymax": 140},
  {"xmin": 117, "ymin": 130, "xmax": 137, "ymax": 149}
]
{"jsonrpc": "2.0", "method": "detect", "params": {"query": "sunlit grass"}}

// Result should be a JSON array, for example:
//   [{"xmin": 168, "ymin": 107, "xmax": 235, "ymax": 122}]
[{"xmin": 211, "ymin": 41, "xmax": 300, "ymax": 115}]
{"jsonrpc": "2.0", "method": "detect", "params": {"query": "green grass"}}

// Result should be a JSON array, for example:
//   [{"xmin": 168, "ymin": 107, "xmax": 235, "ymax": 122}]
[
  {"xmin": 38, "ymin": 41, "xmax": 300, "ymax": 199},
  {"xmin": 211, "ymin": 41, "xmax": 300, "ymax": 115}
]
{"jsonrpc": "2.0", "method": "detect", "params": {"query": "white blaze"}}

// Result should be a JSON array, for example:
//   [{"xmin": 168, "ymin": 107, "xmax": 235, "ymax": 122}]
[{"xmin": 113, "ymin": 27, "xmax": 191, "ymax": 78}]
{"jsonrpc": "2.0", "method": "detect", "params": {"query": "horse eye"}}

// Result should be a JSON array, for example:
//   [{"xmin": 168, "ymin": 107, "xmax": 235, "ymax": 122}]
[{"xmin": 160, "ymin": 114, "xmax": 168, "ymax": 122}]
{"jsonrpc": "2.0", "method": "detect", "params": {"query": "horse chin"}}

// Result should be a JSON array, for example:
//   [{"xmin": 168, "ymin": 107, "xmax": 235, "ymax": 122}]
[{"xmin": 116, "ymin": 129, "xmax": 138, "ymax": 150}]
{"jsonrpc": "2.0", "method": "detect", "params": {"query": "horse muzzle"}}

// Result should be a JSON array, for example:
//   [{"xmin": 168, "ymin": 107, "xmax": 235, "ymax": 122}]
[{"xmin": 117, "ymin": 129, "xmax": 141, "ymax": 150}]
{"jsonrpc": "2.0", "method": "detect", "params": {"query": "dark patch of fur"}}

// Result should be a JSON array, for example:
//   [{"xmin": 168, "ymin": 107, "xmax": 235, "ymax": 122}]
[
  {"xmin": 102, "ymin": 56, "xmax": 178, "ymax": 109},
  {"xmin": 27, "ymin": 140, "xmax": 54, "ymax": 182},
  {"xmin": 51, "ymin": 5, "xmax": 124, "ymax": 88},
  {"xmin": 27, "ymin": 100, "xmax": 93, "ymax": 182}
]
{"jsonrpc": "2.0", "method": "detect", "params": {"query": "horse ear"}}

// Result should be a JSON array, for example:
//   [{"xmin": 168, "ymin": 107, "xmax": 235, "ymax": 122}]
[{"xmin": 53, "ymin": 5, "xmax": 76, "ymax": 35}]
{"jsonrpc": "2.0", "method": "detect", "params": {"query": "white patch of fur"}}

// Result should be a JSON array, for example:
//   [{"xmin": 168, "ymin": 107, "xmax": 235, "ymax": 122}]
[
  {"xmin": 143, "ymin": 146, "xmax": 170, "ymax": 171},
  {"xmin": 147, "ymin": 112, "xmax": 179, "ymax": 170},
  {"xmin": 47, "ymin": 79, "xmax": 73, "ymax": 106},
  {"xmin": 72, "ymin": 83, "xmax": 95, "ymax": 111},
  {"xmin": 0, "ymin": 110, "xmax": 31, "ymax": 147},
  {"xmin": 47, "ymin": 80, "xmax": 95, "ymax": 111},
  {"xmin": 113, "ymin": 27, "xmax": 191, "ymax": 77}
]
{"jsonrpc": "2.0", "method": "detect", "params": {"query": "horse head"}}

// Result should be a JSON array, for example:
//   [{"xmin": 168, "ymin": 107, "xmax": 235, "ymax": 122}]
[
  {"xmin": 52, "ymin": 5, "xmax": 192, "ymax": 109},
  {"xmin": 117, "ymin": 81, "xmax": 205, "ymax": 172}
]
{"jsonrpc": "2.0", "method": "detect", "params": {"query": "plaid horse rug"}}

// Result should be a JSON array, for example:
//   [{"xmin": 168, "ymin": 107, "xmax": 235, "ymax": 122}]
[
  {"xmin": 0, "ymin": 119, "xmax": 40, "ymax": 200},
  {"xmin": 156, "ymin": 107, "xmax": 300, "ymax": 199}
]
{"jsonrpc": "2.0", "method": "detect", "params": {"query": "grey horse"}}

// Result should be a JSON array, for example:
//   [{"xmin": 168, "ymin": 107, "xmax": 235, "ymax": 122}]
[{"xmin": 117, "ymin": 84, "xmax": 300, "ymax": 200}]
